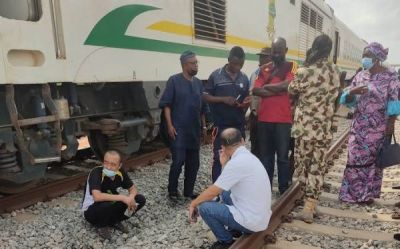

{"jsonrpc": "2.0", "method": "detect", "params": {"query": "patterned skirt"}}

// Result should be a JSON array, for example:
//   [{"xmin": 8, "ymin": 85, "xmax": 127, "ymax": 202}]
[{"xmin": 339, "ymin": 164, "xmax": 383, "ymax": 203}]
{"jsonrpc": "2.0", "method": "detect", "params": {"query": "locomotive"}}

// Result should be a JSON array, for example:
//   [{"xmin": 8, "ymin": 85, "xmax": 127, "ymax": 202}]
[{"xmin": 0, "ymin": 0, "xmax": 364, "ymax": 193}]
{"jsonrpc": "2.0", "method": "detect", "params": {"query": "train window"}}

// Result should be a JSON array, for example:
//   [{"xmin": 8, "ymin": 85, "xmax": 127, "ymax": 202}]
[
  {"xmin": 317, "ymin": 16, "xmax": 323, "ymax": 32},
  {"xmin": 310, "ymin": 9, "xmax": 318, "ymax": 29},
  {"xmin": 300, "ymin": 4, "xmax": 309, "ymax": 24},
  {"xmin": 290, "ymin": 0, "xmax": 296, "ymax": 5},
  {"xmin": 301, "ymin": 3, "xmax": 323, "ymax": 31},
  {"xmin": 194, "ymin": 0, "xmax": 226, "ymax": 43},
  {"xmin": 0, "ymin": 0, "xmax": 42, "ymax": 21}
]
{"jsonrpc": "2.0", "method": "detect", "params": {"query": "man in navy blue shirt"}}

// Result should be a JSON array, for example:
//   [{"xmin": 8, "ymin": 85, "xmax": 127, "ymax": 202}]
[
  {"xmin": 159, "ymin": 51, "xmax": 207, "ymax": 200},
  {"xmin": 203, "ymin": 46, "xmax": 250, "ymax": 182}
]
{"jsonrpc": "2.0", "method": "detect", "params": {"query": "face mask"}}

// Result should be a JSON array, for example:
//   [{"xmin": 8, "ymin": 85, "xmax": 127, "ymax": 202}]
[
  {"xmin": 272, "ymin": 55, "xmax": 285, "ymax": 65},
  {"xmin": 361, "ymin": 57, "xmax": 374, "ymax": 70},
  {"xmin": 103, "ymin": 167, "xmax": 117, "ymax": 177}
]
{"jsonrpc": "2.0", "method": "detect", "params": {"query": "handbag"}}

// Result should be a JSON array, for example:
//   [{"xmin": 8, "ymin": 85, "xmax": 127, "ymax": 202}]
[{"xmin": 376, "ymin": 133, "xmax": 400, "ymax": 169}]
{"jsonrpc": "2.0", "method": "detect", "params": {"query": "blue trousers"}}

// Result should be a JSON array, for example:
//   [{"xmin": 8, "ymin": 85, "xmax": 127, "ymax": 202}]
[
  {"xmin": 198, "ymin": 191, "xmax": 253, "ymax": 243},
  {"xmin": 212, "ymin": 126, "xmax": 245, "ymax": 182},
  {"xmin": 257, "ymin": 122, "xmax": 292, "ymax": 194},
  {"xmin": 168, "ymin": 147, "xmax": 200, "ymax": 195}
]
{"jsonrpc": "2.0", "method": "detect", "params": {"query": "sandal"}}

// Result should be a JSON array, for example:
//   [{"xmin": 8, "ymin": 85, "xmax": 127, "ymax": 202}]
[{"xmin": 391, "ymin": 211, "xmax": 400, "ymax": 219}]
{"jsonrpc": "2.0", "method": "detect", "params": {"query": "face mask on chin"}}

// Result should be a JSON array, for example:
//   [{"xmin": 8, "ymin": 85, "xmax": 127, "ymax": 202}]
[{"xmin": 103, "ymin": 167, "xmax": 117, "ymax": 177}]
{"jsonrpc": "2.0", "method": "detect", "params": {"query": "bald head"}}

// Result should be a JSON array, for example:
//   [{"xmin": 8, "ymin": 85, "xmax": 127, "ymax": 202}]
[
  {"xmin": 220, "ymin": 128, "xmax": 243, "ymax": 147},
  {"xmin": 272, "ymin": 37, "xmax": 286, "ymax": 49},
  {"xmin": 271, "ymin": 37, "xmax": 287, "ymax": 65}
]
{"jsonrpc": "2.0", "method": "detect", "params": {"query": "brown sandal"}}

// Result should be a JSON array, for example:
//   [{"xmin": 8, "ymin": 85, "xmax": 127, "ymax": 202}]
[{"xmin": 392, "ymin": 211, "xmax": 400, "ymax": 219}]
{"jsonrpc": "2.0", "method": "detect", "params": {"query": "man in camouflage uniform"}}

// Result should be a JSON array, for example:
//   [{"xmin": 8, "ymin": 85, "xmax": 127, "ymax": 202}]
[{"xmin": 288, "ymin": 34, "xmax": 340, "ymax": 223}]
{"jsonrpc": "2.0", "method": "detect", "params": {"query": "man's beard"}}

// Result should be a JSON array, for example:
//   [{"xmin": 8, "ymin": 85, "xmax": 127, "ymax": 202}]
[
  {"xmin": 272, "ymin": 55, "xmax": 285, "ymax": 65},
  {"xmin": 189, "ymin": 70, "xmax": 198, "ymax": 76}
]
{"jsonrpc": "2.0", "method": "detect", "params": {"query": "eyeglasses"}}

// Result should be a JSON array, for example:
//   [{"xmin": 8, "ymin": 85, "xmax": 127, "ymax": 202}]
[{"xmin": 187, "ymin": 61, "xmax": 199, "ymax": 65}]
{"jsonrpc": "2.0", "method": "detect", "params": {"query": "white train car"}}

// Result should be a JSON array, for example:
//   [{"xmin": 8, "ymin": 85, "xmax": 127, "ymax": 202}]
[{"xmin": 0, "ymin": 0, "xmax": 365, "ymax": 192}]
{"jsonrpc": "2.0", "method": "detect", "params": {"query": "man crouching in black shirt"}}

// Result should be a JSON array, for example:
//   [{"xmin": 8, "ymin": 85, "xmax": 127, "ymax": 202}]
[{"xmin": 81, "ymin": 150, "xmax": 146, "ymax": 239}]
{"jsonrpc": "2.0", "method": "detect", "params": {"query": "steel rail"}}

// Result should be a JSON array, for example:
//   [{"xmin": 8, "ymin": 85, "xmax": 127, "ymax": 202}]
[
  {"xmin": 0, "ymin": 148, "xmax": 170, "ymax": 214},
  {"xmin": 230, "ymin": 128, "xmax": 350, "ymax": 249}
]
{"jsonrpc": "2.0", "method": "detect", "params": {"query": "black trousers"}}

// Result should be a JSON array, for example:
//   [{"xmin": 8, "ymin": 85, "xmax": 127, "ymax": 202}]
[
  {"xmin": 249, "ymin": 113, "xmax": 260, "ymax": 158},
  {"xmin": 168, "ymin": 147, "xmax": 200, "ymax": 195},
  {"xmin": 257, "ymin": 122, "xmax": 292, "ymax": 194},
  {"xmin": 84, "ymin": 194, "xmax": 146, "ymax": 227}
]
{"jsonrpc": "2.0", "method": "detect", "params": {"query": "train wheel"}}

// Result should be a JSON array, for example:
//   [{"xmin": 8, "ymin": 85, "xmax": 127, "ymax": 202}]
[
  {"xmin": 88, "ymin": 129, "xmax": 142, "ymax": 160},
  {"xmin": 87, "ymin": 130, "xmax": 107, "ymax": 160}
]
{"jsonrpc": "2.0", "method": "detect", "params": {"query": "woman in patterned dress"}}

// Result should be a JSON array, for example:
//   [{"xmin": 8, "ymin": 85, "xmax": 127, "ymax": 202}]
[{"xmin": 339, "ymin": 42, "xmax": 400, "ymax": 204}]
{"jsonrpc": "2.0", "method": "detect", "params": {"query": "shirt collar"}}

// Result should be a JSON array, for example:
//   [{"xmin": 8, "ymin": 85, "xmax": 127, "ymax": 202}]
[
  {"xmin": 223, "ymin": 64, "xmax": 242, "ymax": 81},
  {"xmin": 230, "ymin": 146, "xmax": 246, "ymax": 159}
]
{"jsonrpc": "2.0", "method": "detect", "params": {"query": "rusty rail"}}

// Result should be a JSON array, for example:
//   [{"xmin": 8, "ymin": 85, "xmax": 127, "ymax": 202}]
[
  {"xmin": 123, "ymin": 148, "xmax": 170, "ymax": 171},
  {"xmin": 230, "ymin": 128, "xmax": 350, "ymax": 249},
  {"xmin": 325, "ymin": 127, "xmax": 350, "ymax": 160},
  {"xmin": 0, "ymin": 148, "xmax": 170, "ymax": 214},
  {"xmin": 231, "ymin": 182, "xmax": 302, "ymax": 249},
  {"xmin": 0, "ymin": 173, "xmax": 87, "ymax": 213}
]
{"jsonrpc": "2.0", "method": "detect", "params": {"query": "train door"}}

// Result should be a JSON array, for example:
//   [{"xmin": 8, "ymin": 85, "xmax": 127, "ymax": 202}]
[{"xmin": 333, "ymin": 30, "xmax": 340, "ymax": 64}]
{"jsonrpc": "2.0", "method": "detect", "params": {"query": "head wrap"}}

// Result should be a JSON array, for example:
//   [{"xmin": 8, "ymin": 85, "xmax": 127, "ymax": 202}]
[
  {"xmin": 365, "ymin": 42, "xmax": 389, "ymax": 61},
  {"xmin": 180, "ymin": 50, "xmax": 196, "ymax": 64}
]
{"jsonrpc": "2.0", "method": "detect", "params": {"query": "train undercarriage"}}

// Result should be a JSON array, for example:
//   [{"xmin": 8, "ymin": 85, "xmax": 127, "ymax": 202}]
[{"xmin": 0, "ymin": 81, "xmax": 163, "ymax": 193}]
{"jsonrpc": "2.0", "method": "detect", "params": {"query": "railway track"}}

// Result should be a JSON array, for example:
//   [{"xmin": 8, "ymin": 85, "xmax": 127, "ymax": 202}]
[
  {"xmin": 229, "ymin": 127, "xmax": 351, "ymax": 249},
  {"xmin": 0, "ymin": 147, "xmax": 170, "ymax": 214},
  {"xmin": 230, "ymin": 121, "xmax": 400, "ymax": 249},
  {"xmin": 1, "ymin": 119, "xmax": 399, "ymax": 248}
]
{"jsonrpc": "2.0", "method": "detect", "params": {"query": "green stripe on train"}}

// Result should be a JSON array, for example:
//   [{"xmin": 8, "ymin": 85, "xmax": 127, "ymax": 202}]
[
  {"xmin": 84, "ymin": 4, "xmax": 258, "ymax": 60},
  {"xmin": 84, "ymin": 4, "xmax": 357, "ymax": 71}
]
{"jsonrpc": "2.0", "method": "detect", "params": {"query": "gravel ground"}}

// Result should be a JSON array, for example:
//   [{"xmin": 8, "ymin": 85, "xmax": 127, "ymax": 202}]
[
  {"xmin": 275, "ymin": 120, "xmax": 400, "ymax": 249},
  {"xmin": 0, "ymin": 144, "xmax": 218, "ymax": 249},
  {"xmin": 1, "ymin": 118, "xmax": 399, "ymax": 249}
]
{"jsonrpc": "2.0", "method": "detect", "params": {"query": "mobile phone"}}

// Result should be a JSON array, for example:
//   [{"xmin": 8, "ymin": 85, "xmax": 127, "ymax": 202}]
[
  {"xmin": 124, "ymin": 203, "xmax": 139, "ymax": 217},
  {"xmin": 191, "ymin": 208, "xmax": 198, "ymax": 222},
  {"xmin": 236, "ymin": 94, "xmax": 242, "ymax": 103},
  {"xmin": 124, "ymin": 208, "xmax": 133, "ymax": 217}
]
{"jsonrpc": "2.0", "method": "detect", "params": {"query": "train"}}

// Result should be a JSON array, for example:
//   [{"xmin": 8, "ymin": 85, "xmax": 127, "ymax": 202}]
[{"xmin": 0, "ymin": 0, "xmax": 366, "ymax": 193}]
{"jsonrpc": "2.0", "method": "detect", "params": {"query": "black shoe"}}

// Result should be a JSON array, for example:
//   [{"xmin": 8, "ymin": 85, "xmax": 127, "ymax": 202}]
[
  {"xmin": 184, "ymin": 193, "xmax": 199, "ymax": 200},
  {"xmin": 168, "ymin": 192, "xmax": 181, "ymax": 201},
  {"xmin": 97, "ymin": 227, "xmax": 112, "ymax": 240},
  {"xmin": 394, "ymin": 233, "xmax": 400, "ymax": 241},
  {"xmin": 113, "ymin": 222, "xmax": 129, "ymax": 233},
  {"xmin": 228, "ymin": 229, "xmax": 242, "ymax": 239},
  {"xmin": 209, "ymin": 241, "xmax": 234, "ymax": 249}
]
